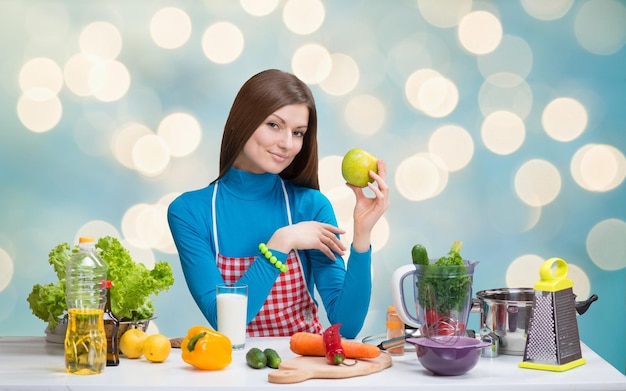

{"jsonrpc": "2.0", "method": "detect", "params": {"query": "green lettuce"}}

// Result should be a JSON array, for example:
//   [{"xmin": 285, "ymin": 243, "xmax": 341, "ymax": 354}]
[
  {"xmin": 27, "ymin": 236, "xmax": 174, "ymax": 330},
  {"xmin": 96, "ymin": 236, "xmax": 174, "ymax": 320},
  {"xmin": 26, "ymin": 243, "xmax": 72, "ymax": 330}
]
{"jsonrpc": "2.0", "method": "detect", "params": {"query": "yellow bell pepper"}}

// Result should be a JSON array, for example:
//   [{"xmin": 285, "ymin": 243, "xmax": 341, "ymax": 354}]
[{"xmin": 181, "ymin": 325, "xmax": 232, "ymax": 370}]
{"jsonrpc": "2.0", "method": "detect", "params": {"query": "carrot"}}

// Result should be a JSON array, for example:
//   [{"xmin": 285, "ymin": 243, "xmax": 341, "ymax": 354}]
[{"xmin": 290, "ymin": 332, "xmax": 381, "ymax": 359}]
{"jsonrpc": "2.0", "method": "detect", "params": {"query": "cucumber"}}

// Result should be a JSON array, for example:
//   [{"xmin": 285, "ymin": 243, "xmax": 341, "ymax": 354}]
[
  {"xmin": 411, "ymin": 244, "xmax": 429, "ymax": 265},
  {"xmin": 246, "ymin": 347, "xmax": 267, "ymax": 369},
  {"xmin": 263, "ymin": 348, "xmax": 282, "ymax": 369}
]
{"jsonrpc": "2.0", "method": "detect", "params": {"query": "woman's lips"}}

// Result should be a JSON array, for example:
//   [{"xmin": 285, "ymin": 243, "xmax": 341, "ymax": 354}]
[{"xmin": 270, "ymin": 152, "xmax": 288, "ymax": 162}]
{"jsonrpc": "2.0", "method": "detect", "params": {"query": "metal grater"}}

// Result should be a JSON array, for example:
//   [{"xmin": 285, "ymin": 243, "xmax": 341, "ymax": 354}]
[{"xmin": 519, "ymin": 258, "xmax": 586, "ymax": 372}]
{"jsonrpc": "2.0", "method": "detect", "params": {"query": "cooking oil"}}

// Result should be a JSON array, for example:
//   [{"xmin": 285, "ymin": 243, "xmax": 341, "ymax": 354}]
[
  {"xmin": 64, "ymin": 308, "xmax": 106, "ymax": 374},
  {"xmin": 64, "ymin": 237, "xmax": 107, "ymax": 375}
]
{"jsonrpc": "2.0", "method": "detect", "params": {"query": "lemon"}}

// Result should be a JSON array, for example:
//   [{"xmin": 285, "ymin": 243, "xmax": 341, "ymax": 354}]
[
  {"xmin": 143, "ymin": 334, "xmax": 172, "ymax": 363},
  {"xmin": 119, "ymin": 328, "xmax": 147, "ymax": 359}
]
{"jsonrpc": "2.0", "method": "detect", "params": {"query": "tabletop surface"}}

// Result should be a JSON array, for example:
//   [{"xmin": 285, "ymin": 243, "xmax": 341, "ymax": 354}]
[{"xmin": 0, "ymin": 336, "xmax": 624, "ymax": 391}]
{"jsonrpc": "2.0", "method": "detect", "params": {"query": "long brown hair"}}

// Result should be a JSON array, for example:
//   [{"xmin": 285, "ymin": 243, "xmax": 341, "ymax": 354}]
[{"xmin": 213, "ymin": 69, "xmax": 319, "ymax": 189}]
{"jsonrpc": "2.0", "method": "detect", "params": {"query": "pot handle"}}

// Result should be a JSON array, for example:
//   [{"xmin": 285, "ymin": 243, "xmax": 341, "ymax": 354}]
[
  {"xmin": 391, "ymin": 264, "xmax": 420, "ymax": 329},
  {"xmin": 575, "ymin": 293, "xmax": 598, "ymax": 315}
]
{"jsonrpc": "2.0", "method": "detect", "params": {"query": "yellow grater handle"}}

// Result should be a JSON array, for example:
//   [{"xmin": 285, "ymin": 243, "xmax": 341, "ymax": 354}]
[{"xmin": 534, "ymin": 257, "xmax": 573, "ymax": 292}]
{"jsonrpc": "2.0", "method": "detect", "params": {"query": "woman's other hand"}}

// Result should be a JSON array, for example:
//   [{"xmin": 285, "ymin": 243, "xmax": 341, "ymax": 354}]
[
  {"xmin": 347, "ymin": 159, "xmax": 390, "ymax": 252},
  {"xmin": 267, "ymin": 221, "xmax": 346, "ymax": 261}
]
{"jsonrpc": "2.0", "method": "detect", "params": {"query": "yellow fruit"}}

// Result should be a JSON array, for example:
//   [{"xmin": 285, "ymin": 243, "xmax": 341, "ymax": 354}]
[
  {"xmin": 119, "ymin": 328, "xmax": 147, "ymax": 359},
  {"xmin": 142, "ymin": 334, "xmax": 172, "ymax": 363},
  {"xmin": 341, "ymin": 148, "xmax": 378, "ymax": 187}
]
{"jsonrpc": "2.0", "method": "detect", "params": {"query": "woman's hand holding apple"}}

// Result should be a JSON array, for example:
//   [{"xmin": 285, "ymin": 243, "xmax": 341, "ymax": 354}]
[{"xmin": 347, "ymin": 158, "xmax": 389, "ymax": 252}]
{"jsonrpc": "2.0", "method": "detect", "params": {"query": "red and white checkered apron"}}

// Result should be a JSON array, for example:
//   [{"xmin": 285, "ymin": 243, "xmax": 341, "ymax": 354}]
[{"xmin": 212, "ymin": 180, "xmax": 323, "ymax": 337}]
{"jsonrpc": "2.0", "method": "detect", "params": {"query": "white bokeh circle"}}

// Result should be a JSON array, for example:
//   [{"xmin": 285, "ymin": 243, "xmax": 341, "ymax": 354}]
[
  {"xmin": 319, "ymin": 53, "xmax": 359, "ymax": 96},
  {"xmin": 457, "ymin": 10, "xmax": 503, "ymax": 55},
  {"xmin": 201, "ymin": 22, "xmax": 244, "ymax": 64},
  {"xmin": 89, "ymin": 60, "xmax": 131, "ymax": 102},
  {"xmin": 122, "ymin": 203, "xmax": 169, "ymax": 252},
  {"xmin": 574, "ymin": 0, "xmax": 626, "ymax": 55},
  {"xmin": 417, "ymin": 0, "xmax": 472, "ymax": 28},
  {"xmin": 75, "ymin": 220, "xmax": 121, "ymax": 244},
  {"xmin": 150, "ymin": 7, "xmax": 192, "ymax": 49},
  {"xmin": 17, "ymin": 93, "xmax": 62, "ymax": 133},
  {"xmin": 428, "ymin": 125, "xmax": 474, "ymax": 171},
  {"xmin": 506, "ymin": 254, "xmax": 546, "ymax": 288},
  {"xmin": 19, "ymin": 57, "xmax": 63, "ymax": 98},
  {"xmin": 0, "ymin": 248, "xmax": 14, "ymax": 292},
  {"xmin": 481, "ymin": 110, "xmax": 526, "ymax": 155},
  {"xmin": 395, "ymin": 153, "xmax": 449, "ymax": 201},
  {"xmin": 586, "ymin": 218, "xmax": 626, "ymax": 271},
  {"xmin": 291, "ymin": 44, "xmax": 332, "ymax": 84},
  {"xmin": 79, "ymin": 21, "xmax": 122, "ymax": 60},
  {"xmin": 132, "ymin": 134, "xmax": 171, "ymax": 177},
  {"xmin": 344, "ymin": 95, "xmax": 386, "ymax": 136},
  {"xmin": 514, "ymin": 159, "xmax": 562, "ymax": 207},
  {"xmin": 521, "ymin": 0, "xmax": 574, "ymax": 21},
  {"xmin": 283, "ymin": 0, "xmax": 325, "ymax": 35},
  {"xmin": 571, "ymin": 144, "xmax": 626, "ymax": 192},
  {"xmin": 240, "ymin": 0, "xmax": 279, "ymax": 16},
  {"xmin": 157, "ymin": 112, "xmax": 202, "ymax": 158},
  {"xmin": 542, "ymin": 97, "xmax": 588, "ymax": 142}
]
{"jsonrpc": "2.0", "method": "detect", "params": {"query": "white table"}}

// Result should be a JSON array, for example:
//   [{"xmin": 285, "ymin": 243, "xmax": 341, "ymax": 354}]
[{"xmin": 0, "ymin": 336, "xmax": 624, "ymax": 391}]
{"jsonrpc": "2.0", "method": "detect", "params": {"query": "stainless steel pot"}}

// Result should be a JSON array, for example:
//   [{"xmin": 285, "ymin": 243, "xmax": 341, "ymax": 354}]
[{"xmin": 475, "ymin": 288, "xmax": 597, "ymax": 356}]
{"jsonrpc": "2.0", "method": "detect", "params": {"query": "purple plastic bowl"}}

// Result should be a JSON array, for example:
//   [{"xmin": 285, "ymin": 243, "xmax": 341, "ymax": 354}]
[{"xmin": 406, "ymin": 336, "xmax": 490, "ymax": 376}]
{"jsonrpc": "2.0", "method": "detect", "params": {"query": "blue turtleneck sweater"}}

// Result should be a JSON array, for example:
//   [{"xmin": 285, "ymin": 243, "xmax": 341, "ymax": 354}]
[{"xmin": 167, "ymin": 167, "xmax": 372, "ymax": 338}]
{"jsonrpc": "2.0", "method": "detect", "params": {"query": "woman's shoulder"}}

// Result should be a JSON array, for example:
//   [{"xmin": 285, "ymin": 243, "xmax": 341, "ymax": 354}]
[
  {"xmin": 285, "ymin": 182, "xmax": 328, "ymax": 201},
  {"xmin": 285, "ymin": 182, "xmax": 335, "ymax": 221},
  {"xmin": 168, "ymin": 183, "xmax": 216, "ymax": 211}
]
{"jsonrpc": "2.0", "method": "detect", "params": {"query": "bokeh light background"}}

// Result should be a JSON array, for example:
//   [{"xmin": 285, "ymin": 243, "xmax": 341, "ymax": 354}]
[{"xmin": 1, "ymin": 0, "xmax": 624, "ymax": 373}]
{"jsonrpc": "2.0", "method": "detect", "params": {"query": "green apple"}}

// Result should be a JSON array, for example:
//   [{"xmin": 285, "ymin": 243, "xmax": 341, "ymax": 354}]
[{"xmin": 341, "ymin": 148, "xmax": 378, "ymax": 187}]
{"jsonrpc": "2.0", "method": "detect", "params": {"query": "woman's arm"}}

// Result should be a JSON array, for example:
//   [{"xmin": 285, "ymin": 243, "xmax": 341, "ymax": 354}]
[
  {"xmin": 311, "ymin": 246, "xmax": 372, "ymax": 338},
  {"xmin": 167, "ymin": 195, "xmax": 281, "ymax": 328},
  {"xmin": 285, "ymin": 191, "xmax": 372, "ymax": 338},
  {"xmin": 311, "ymin": 159, "xmax": 389, "ymax": 338}
]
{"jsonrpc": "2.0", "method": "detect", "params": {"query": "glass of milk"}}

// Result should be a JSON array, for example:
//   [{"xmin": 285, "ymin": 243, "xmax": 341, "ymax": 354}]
[{"xmin": 216, "ymin": 284, "xmax": 248, "ymax": 350}]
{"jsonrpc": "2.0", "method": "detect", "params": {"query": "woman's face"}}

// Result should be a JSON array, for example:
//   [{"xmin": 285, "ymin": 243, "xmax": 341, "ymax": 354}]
[{"xmin": 234, "ymin": 103, "xmax": 309, "ymax": 174}]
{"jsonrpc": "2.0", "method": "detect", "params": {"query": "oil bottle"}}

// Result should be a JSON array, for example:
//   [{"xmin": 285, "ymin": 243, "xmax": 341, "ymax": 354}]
[{"xmin": 64, "ymin": 237, "xmax": 107, "ymax": 374}]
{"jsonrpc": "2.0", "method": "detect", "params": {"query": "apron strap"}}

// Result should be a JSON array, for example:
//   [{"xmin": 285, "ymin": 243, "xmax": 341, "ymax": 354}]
[
  {"xmin": 280, "ymin": 179, "xmax": 293, "ymax": 226},
  {"xmin": 212, "ymin": 181, "xmax": 220, "ymax": 254}
]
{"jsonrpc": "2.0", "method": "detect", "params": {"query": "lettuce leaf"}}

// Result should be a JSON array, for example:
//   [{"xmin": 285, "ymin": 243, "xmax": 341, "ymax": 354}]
[
  {"xmin": 26, "ymin": 281, "xmax": 66, "ymax": 330},
  {"xmin": 27, "ymin": 236, "xmax": 175, "ymax": 328},
  {"xmin": 97, "ymin": 236, "xmax": 174, "ymax": 321},
  {"xmin": 26, "ymin": 243, "xmax": 75, "ymax": 330}
]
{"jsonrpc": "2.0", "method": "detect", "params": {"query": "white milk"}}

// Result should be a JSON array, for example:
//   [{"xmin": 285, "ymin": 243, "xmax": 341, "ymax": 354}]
[{"xmin": 217, "ymin": 292, "xmax": 248, "ymax": 349}]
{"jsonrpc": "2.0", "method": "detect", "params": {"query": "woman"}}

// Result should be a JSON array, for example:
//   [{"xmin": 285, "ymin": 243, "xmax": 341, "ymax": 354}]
[{"xmin": 167, "ymin": 69, "xmax": 388, "ymax": 338}]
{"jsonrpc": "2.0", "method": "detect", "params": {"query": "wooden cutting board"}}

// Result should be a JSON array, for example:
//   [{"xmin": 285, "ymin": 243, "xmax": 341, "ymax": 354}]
[{"xmin": 268, "ymin": 353, "xmax": 392, "ymax": 384}]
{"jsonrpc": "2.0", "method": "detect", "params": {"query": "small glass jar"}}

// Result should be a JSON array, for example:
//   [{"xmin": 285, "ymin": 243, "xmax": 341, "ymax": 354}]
[{"xmin": 386, "ymin": 305, "xmax": 405, "ymax": 355}]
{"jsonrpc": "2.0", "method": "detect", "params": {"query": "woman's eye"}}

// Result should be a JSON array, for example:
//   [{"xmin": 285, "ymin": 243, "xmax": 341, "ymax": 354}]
[
  {"xmin": 294, "ymin": 130, "xmax": 305, "ymax": 137},
  {"xmin": 267, "ymin": 122, "xmax": 279, "ymax": 129}
]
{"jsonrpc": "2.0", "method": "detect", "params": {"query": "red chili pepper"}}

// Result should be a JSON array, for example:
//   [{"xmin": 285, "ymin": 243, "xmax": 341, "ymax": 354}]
[{"xmin": 322, "ymin": 324, "xmax": 345, "ymax": 365}]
